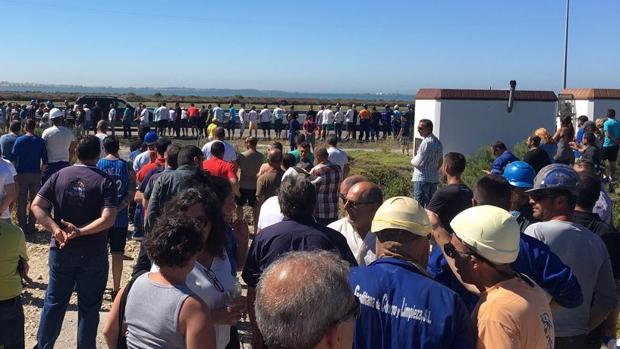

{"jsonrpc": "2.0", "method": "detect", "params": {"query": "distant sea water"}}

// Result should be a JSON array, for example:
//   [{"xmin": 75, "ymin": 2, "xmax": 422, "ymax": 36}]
[{"xmin": 0, "ymin": 82, "xmax": 414, "ymax": 101}]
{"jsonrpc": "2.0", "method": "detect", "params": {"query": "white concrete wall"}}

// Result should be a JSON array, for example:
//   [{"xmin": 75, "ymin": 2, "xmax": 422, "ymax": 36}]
[
  {"xmin": 415, "ymin": 99, "xmax": 556, "ymax": 155},
  {"xmin": 574, "ymin": 100, "xmax": 594, "ymax": 119}
]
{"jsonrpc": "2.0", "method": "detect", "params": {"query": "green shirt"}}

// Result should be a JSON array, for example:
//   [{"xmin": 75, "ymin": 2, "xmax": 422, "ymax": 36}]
[
  {"xmin": 288, "ymin": 149, "xmax": 314, "ymax": 165},
  {"xmin": 0, "ymin": 222, "xmax": 28, "ymax": 300}
]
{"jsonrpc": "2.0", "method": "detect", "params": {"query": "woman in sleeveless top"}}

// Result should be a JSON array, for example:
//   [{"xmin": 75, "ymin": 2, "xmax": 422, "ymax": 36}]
[
  {"xmin": 164, "ymin": 184, "xmax": 247, "ymax": 349},
  {"xmin": 103, "ymin": 215, "xmax": 216, "ymax": 349},
  {"xmin": 553, "ymin": 116, "xmax": 576, "ymax": 165}
]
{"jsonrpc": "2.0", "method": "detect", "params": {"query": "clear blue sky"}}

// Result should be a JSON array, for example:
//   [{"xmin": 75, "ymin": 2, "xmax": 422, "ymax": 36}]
[{"xmin": 1, "ymin": 0, "xmax": 618, "ymax": 94}]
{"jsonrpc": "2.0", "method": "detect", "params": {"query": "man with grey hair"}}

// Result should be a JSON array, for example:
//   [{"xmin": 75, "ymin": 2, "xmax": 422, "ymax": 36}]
[
  {"xmin": 243, "ymin": 175, "xmax": 357, "ymax": 348},
  {"xmin": 255, "ymin": 250, "xmax": 357, "ymax": 349}
]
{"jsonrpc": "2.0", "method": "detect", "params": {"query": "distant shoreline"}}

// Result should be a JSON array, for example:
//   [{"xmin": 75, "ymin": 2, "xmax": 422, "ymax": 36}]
[{"xmin": 0, "ymin": 81, "xmax": 414, "ymax": 102}]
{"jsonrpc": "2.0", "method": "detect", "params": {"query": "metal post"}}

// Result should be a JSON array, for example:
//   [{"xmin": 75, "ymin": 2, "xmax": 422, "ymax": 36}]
[{"xmin": 562, "ymin": 0, "xmax": 570, "ymax": 89}]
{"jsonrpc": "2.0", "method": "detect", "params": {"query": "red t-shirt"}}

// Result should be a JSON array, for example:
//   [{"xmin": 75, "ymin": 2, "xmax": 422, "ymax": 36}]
[
  {"xmin": 202, "ymin": 158, "xmax": 237, "ymax": 181},
  {"xmin": 188, "ymin": 106, "xmax": 199, "ymax": 118},
  {"xmin": 136, "ymin": 157, "xmax": 165, "ymax": 183}
]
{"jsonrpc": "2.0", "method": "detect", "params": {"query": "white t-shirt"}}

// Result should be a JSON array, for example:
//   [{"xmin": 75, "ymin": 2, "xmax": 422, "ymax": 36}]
[
  {"xmin": 181, "ymin": 109, "xmax": 188, "ymax": 120},
  {"xmin": 42, "ymin": 126, "xmax": 74, "ymax": 163},
  {"xmin": 322, "ymin": 110, "xmax": 334, "ymax": 125},
  {"xmin": 327, "ymin": 146, "xmax": 348, "ymax": 172},
  {"xmin": 83, "ymin": 108, "xmax": 92, "ymax": 122},
  {"xmin": 95, "ymin": 132, "xmax": 107, "ymax": 159},
  {"xmin": 281, "ymin": 167, "xmax": 302, "ymax": 182},
  {"xmin": 345, "ymin": 109, "xmax": 354, "ymax": 123},
  {"xmin": 202, "ymin": 140, "xmax": 237, "ymax": 162},
  {"xmin": 0, "ymin": 160, "xmax": 15, "ymax": 219},
  {"xmin": 316, "ymin": 110, "xmax": 324, "ymax": 125},
  {"xmin": 169, "ymin": 109, "xmax": 176, "ymax": 121},
  {"xmin": 152, "ymin": 254, "xmax": 236, "ymax": 349},
  {"xmin": 328, "ymin": 218, "xmax": 376, "ymax": 267},
  {"xmin": 257, "ymin": 196, "xmax": 284, "ymax": 233},
  {"xmin": 108, "ymin": 108, "xmax": 116, "ymax": 122},
  {"xmin": 213, "ymin": 107, "xmax": 225, "ymax": 122},
  {"xmin": 159, "ymin": 107, "xmax": 170, "ymax": 120},
  {"xmin": 248, "ymin": 110, "xmax": 258, "ymax": 123},
  {"xmin": 238, "ymin": 109, "xmax": 246, "ymax": 123},
  {"xmin": 259, "ymin": 109, "xmax": 272, "ymax": 123},
  {"xmin": 334, "ymin": 110, "xmax": 344, "ymax": 123},
  {"xmin": 140, "ymin": 108, "xmax": 150, "ymax": 126}
]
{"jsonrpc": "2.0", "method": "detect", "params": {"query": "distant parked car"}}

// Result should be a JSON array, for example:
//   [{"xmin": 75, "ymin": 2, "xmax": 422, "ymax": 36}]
[{"xmin": 74, "ymin": 95, "xmax": 135, "ymax": 124}]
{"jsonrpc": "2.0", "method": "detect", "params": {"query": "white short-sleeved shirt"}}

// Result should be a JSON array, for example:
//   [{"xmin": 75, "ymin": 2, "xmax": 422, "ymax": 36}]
[
  {"xmin": 248, "ymin": 110, "xmax": 258, "ymax": 123},
  {"xmin": 328, "ymin": 218, "xmax": 376, "ymax": 267},
  {"xmin": 322, "ymin": 110, "xmax": 334, "ymax": 125},
  {"xmin": 202, "ymin": 140, "xmax": 237, "ymax": 163},
  {"xmin": 0, "ymin": 160, "xmax": 15, "ymax": 219},
  {"xmin": 259, "ymin": 109, "xmax": 272, "ymax": 123},
  {"xmin": 257, "ymin": 196, "xmax": 284, "ymax": 233},
  {"xmin": 327, "ymin": 146, "xmax": 348, "ymax": 172},
  {"xmin": 108, "ymin": 108, "xmax": 116, "ymax": 122},
  {"xmin": 42, "ymin": 126, "xmax": 74, "ymax": 163}
]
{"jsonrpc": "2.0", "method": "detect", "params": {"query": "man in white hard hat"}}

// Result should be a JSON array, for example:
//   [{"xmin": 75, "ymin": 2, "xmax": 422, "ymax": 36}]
[
  {"xmin": 41, "ymin": 108, "xmax": 75, "ymax": 184},
  {"xmin": 349, "ymin": 196, "xmax": 475, "ymax": 348},
  {"xmin": 445, "ymin": 205, "xmax": 555, "ymax": 349}
]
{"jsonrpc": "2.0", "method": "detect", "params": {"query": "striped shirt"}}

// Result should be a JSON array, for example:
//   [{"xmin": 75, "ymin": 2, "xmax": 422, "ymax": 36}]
[
  {"xmin": 411, "ymin": 133, "xmax": 443, "ymax": 183},
  {"xmin": 310, "ymin": 161, "xmax": 343, "ymax": 220}
]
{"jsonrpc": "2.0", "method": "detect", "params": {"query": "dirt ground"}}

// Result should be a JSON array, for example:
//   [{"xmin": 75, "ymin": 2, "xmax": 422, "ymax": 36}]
[
  {"xmin": 21, "ymin": 143, "xmax": 254, "ymax": 348},
  {"xmin": 23, "ymin": 225, "xmax": 252, "ymax": 348}
]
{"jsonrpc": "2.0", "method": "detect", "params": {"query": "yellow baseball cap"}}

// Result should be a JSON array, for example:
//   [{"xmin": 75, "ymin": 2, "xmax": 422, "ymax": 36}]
[
  {"xmin": 449, "ymin": 205, "xmax": 520, "ymax": 264},
  {"xmin": 371, "ymin": 196, "xmax": 430, "ymax": 236}
]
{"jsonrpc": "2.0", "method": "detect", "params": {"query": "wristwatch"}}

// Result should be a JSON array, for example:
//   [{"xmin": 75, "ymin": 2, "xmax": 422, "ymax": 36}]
[{"xmin": 75, "ymin": 227, "xmax": 81, "ymax": 237}]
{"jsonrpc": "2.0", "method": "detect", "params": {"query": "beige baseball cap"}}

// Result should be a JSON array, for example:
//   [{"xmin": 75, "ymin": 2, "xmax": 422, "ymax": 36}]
[
  {"xmin": 450, "ymin": 205, "xmax": 520, "ymax": 265},
  {"xmin": 371, "ymin": 196, "xmax": 430, "ymax": 236}
]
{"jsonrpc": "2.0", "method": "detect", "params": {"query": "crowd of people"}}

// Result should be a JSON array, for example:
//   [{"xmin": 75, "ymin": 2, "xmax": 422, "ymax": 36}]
[
  {"xmin": 0, "ymin": 100, "xmax": 416, "ymax": 154},
  {"xmin": 0, "ymin": 103, "xmax": 620, "ymax": 349}
]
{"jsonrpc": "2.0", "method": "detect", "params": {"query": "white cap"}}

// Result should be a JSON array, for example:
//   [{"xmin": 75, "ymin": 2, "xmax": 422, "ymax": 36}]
[
  {"xmin": 49, "ymin": 108, "xmax": 63, "ymax": 119},
  {"xmin": 449, "ymin": 205, "xmax": 520, "ymax": 264}
]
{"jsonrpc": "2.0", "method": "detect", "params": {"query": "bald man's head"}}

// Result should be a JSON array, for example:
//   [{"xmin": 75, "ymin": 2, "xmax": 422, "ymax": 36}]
[
  {"xmin": 344, "ymin": 182, "xmax": 383, "ymax": 233},
  {"xmin": 255, "ymin": 251, "xmax": 356, "ymax": 349},
  {"xmin": 339, "ymin": 175, "xmax": 369, "ymax": 198}
]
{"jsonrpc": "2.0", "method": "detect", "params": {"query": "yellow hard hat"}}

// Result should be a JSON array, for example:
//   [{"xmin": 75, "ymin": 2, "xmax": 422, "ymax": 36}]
[
  {"xmin": 371, "ymin": 196, "xmax": 430, "ymax": 236},
  {"xmin": 449, "ymin": 205, "xmax": 520, "ymax": 264}
]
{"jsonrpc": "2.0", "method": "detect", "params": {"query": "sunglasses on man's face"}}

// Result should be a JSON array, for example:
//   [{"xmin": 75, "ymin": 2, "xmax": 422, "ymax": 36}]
[
  {"xmin": 443, "ymin": 242, "xmax": 474, "ymax": 259},
  {"xmin": 529, "ymin": 192, "xmax": 557, "ymax": 202}
]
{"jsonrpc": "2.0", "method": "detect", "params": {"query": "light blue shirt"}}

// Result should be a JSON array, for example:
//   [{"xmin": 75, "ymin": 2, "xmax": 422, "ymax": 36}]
[{"xmin": 603, "ymin": 118, "xmax": 620, "ymax": 148}]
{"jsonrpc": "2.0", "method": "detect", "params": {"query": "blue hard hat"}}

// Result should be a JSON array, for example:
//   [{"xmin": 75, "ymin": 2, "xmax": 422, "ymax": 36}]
[
  {"xmin": 144, "ymin": 131, "xmax": 158, "ymax": 145},
  {"xmin": 527, "ymin": 163, "xmax": 580, "ymax": 194},
  {"xmin": 503, "ymin": 161, "xmax": 535, "ymax": 189}
]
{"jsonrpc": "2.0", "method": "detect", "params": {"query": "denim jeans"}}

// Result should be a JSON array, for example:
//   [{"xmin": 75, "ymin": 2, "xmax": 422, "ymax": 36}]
[
  {"xmin": 0, "ymin": 296, "xmax": 24, "ymax": 349},
  {"xmin": 411, "ymin": 181, "xmax": 437, "ymax": 208},
  {"xmin": 36, "ymin": 248, "xmax": 108, "ymax": 349}
]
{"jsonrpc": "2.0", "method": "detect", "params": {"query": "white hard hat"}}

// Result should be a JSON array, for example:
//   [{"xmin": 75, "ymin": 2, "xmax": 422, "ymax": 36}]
[
  {"xmin": 49, "ymin": 108, "xmax": 63, "ymax": 119},
  {"xmin": 449, "ymin": 205, "xmax": 520, "ymax": 264}
]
